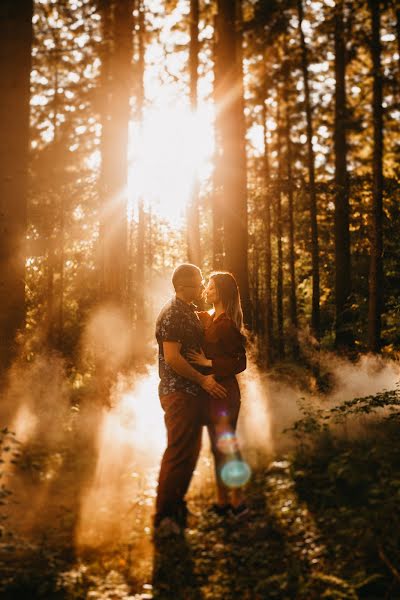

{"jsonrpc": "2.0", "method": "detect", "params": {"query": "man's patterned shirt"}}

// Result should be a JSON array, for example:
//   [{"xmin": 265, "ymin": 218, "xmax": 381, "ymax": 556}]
[{"xmin": 156, "ymin": 296, "xmax": 204, "ymax": 398}]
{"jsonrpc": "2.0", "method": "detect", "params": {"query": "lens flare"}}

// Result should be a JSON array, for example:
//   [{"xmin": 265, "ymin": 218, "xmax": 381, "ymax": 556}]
[
  {"xmin": 216, "ymin": 431, "xmax": 239, "ymax": 454},
  {"xmin": 220, "ymin": 459, "xmax": 251, "ymax": 488}
]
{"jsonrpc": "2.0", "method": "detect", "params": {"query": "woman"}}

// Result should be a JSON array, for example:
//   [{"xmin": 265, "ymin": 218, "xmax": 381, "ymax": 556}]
[{"xmin": 187, "ymin": 271, "xmax": 249, "ymax": 517}]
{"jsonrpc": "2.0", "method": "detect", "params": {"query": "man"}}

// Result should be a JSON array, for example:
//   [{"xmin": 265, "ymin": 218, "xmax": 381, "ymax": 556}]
[{"xmin": 154, "ymin": 263, "xmax": 226, "ymax": 535}]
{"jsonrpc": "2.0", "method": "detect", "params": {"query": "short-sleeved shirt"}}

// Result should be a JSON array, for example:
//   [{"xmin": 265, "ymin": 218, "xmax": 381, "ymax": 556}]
[{"xmin": 156, "ymin": 296, "xmax": 205, "ymax": 398}]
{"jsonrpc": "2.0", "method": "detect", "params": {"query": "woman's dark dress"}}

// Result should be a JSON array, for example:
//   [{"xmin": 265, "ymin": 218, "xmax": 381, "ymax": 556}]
[{"xmin": 197, "ymin": 311, "xmax": 246, "ymax": 477}]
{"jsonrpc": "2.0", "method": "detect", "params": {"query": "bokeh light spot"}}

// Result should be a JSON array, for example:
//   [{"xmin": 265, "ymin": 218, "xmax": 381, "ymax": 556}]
[{"xmin": 220, "ymin": 459, "xmax": 251, "ymax": 488}]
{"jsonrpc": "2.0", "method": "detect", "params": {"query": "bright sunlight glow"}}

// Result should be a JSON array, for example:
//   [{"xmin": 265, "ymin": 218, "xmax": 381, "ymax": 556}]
[{"xmin": 128, "ymin": 105, "xmax": 214, "ymax": 226}]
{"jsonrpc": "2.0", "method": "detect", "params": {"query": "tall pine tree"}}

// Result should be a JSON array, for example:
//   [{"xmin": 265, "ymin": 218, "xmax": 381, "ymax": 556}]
[{"xmin": 0, "ymin": 0, "xmax": 33, "ymax": 370}]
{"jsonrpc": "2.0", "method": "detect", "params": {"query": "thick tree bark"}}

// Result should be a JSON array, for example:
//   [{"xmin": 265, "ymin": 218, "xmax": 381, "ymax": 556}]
[
  {"xmin": 276, "ymin": 100, "xmax": 285, "ymax": 359},
  {"xmin": 187, "ymin": 0, "xmax": 201, "ymax": 266},
  {"xmin": 396, "ymin": 2, "xmax": 400, "ymax": 75},
  {"xmin": 334, "ymin": 0, "xmax": 352, "ymax": 350},
  {"xmin": 297, "ymin": 0, "xmax": 320, "ymax": 340},
  {"xmin": 212, "ymin": 14, "xmax": 224, "ymax": 270},
  {"xmin": 215, "ymin": 0, "xmax": 251, "ymax": 323},
  {"xmin": 134, "ymin": 0, "xmax": 145, "ymax": 331},
  {"xmin": 99, "ymin": 0, "xmax": 133, "ymax": 306},
  {"xmin": 282, "ymin": 47, "xmax": 299, "ymax": 358},
  {"xmin": 367, "ymin": 0, "xmax": 384, "ymax": 352},
  {"xmin": 262, "ymin": 89, "xmax": 273, "ymax": 367},
  {"xmin": 0, "ymin": 0, "xmax": 33, "ymax": 370}
]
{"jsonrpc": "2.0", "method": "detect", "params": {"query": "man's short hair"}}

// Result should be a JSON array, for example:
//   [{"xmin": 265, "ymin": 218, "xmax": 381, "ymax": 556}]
[{"xmin": 172, "ymin": 263, "xmax": 201, "ymax": 291}]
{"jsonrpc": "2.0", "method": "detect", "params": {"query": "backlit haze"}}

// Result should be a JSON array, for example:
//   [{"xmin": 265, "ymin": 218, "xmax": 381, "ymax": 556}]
[
  {"xmin": 128, "ymin": 105, "xmax": 214, "ymax": 225},
  {"xmin": 127, "ymin": 0, "xmax": 215, "ymax": 226}
]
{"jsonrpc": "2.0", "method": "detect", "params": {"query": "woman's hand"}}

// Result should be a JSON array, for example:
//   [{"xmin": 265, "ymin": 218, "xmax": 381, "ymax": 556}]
[{"xmin": 187, "ymin": 348, "xmax": 212, "ymax": 368}]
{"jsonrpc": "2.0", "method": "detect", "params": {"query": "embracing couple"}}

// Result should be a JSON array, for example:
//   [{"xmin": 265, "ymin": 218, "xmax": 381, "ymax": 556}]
[{"xmin": 154, "ymin": 263, "xmax": 249, "ymax": 537}]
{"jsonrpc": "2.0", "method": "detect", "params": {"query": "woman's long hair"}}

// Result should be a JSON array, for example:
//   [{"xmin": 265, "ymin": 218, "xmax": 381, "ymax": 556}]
[{"xmin": 209, "ymin": 271, "xmax": 244, "ymax": 332}]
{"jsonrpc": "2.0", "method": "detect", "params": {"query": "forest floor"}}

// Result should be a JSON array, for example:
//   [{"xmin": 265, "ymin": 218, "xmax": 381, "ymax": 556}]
[{"xmin": 1, "ymin": 360, "xmax": 400, "ymax": 599}]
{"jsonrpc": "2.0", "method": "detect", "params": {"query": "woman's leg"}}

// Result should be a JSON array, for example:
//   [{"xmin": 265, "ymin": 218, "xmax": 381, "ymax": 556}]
[
  {"xmin": 207, "ymin": 379, "xmax": 247, "ymax": 508},
  {"xmin": 207, "ymin": 422, "xmax": 230, "ymax": 505}
]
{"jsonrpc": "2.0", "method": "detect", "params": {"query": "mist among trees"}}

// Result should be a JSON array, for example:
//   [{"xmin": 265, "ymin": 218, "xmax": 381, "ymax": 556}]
[{"xmin": 1, "ymin": 0, "xmax": 400, "ymax": 598}]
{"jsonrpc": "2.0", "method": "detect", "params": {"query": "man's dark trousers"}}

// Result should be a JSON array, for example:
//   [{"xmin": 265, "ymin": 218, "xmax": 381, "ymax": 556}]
[{"xmin": 155, "ymin": 390, "xmax": 205, "ymax": 525}]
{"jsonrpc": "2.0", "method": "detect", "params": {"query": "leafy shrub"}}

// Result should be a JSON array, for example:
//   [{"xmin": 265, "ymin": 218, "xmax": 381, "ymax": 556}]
[{"xmin": 287, "ymin": 386, "xmax": 400, "ymax": 598}]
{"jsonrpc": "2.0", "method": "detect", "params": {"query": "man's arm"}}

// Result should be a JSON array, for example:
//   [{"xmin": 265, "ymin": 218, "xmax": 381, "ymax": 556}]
[{"xmin": 163, "ymin": 341, "xmax": 227, "ymax": 399}]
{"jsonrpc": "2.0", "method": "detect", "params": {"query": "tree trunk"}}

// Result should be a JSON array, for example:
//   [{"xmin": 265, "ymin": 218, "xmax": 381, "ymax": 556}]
[
  {"xmin": 215, "ymin": 0, "xmax": 250, "ymax": 323},
  {"xmin": 99, "ymin": 0, "xmax": 133, "ymax": 306},
  {"xmin": 50, "ymin": 49, "xmax": 65, "ymax": 351},
  {"xmin": 252, "ymin": 248, "xmax": 261, "ymax": 331},
  {"xmin": 189, "ymin": 0, "xmax": 199, "ymax": 114},
  {"xmin": 127, "ymin": 218, "xmax": 135, "ymax": 323},
  {"xmin": 394, "ymin": 1, "xmax": 400, "ymax": 109},
  {"xmin": 187, "ymin": 0, "xmax": 201, "ymax": 266},
  {"xmin": 297, "ymin": 0, "xmax": 320, "ymax": 340},
  {"xmin": 282, "ymin": 46, "xmax": 299, "ymax": 358},
  {"xmin": 134, "ymin": 0, "xmax": 146, "ymax": 333},
  {"xmin": 0, "ymin": 0, "xmax": 33, "ymax": 371},
  {"xmin": 276, "ymin": 99, "xmax": 285, "ymax": 360},
  {"xmin": 334, "ymin": 0, "xmax": 352, "ymax": 350},
  {"xmin": 98, "ymin": 0, "xmax": 112, "ymax": 299},
  {"xmin": 367, "ymin": 0, "xmax": 384, "ymax": 352},
  {"xmin": 212, "ymin": 14, "xmax": 224, "ymax": 270},
  {"xmin": 57, "ymin": 194, "xmax": 65, "ymax": 348},
  {"xmin": 136, "ymin": 199, "xmax": 145, "ymax": 330},
  {"xmin": 47, "ymin": 236, "xmax": 56, "ymax": 343},
  {"xmin": 396, "ymin": 2, "xmax": 400, "ymax": 75},
  {"xmin": 46, "ymin": 65, "xmax": 59, "ymax": 346},
  {"xmin": 262, "ymin": 81, "xmax": 274, "ymax": 367},
  {"xmin": 146, "ymin": 206, "xmax": 154, "ymax": 320}
]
